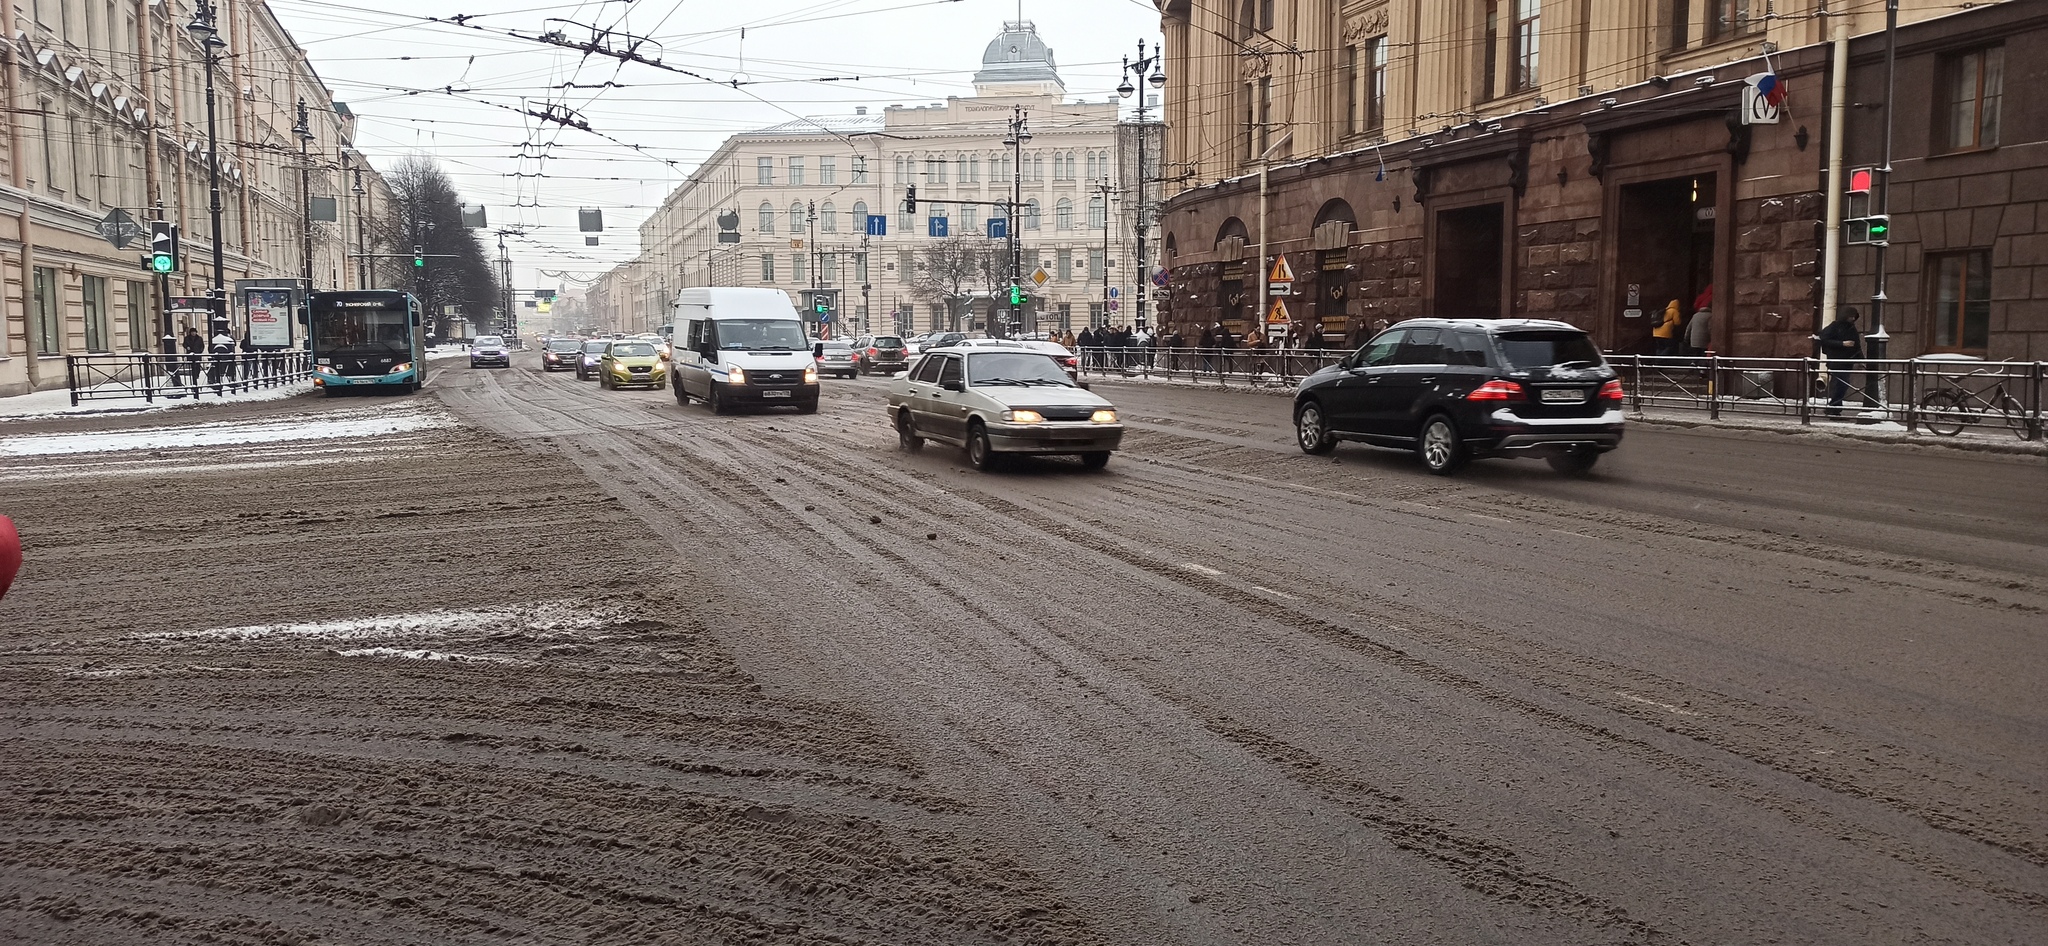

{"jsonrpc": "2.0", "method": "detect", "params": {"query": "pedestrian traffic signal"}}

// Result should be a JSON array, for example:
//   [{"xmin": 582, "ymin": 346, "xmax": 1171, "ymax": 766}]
[
  {"xmin": 1846, "ymin": 214, "xmax": 1890, "ymax": 246},
  {"xmin": 1846, "ymin": 167, "xmax": 1873, "ymax": 196},
  {"xmin": 814, "ymin": 297, "xmax": 830, "ymax": 315},
  {"xmin": 148, "ymin": 222, "xmax": 179, "ymax": 274},
  {"xmin": 1008, "ymin": 284, "xmax": 1024, "ymax": 307},
  {"xmin": 904, "ymin": 185, "xmax": 917, "ymax": 214},
  {"xmin": 412, "ymin": 245, "xmax": 425, "ymax": 267}
]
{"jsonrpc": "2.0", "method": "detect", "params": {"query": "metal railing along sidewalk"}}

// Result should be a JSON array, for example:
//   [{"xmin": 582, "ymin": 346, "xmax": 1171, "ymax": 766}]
[
  {"xmin": 1075, "ymin": 345, "xmax": 1350, "ymax": 388},
  {"xmin": 62, "ymin": 351, "xmax": 313, "ymax": 407}
]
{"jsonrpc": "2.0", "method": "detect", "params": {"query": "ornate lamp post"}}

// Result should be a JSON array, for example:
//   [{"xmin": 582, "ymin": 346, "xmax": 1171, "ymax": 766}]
[
  {"xmin": 293, "ymin": 98, "xmax": 315, "ymax": 289},
  {"xmin": 1001, "ymin": 106, "xmax": 1032, "ymax": 335},
  {"xmin": 1119, "ymin": 40, "xmax": 1167, "ymax": 332},
  {"xmin": 187, "ymin": 0, "xmax": 229, "ymax": 332}
]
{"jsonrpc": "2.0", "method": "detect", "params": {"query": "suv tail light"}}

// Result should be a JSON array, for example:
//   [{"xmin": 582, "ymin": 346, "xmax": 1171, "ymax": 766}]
[
  {"xmin": 868, "ymin": 347, "xmax": 879, "ymax": 356},
  {"xmin": 1467, "ymin": 380, "xmax": 1525, "ymax": 401},
  {"xmin": 1598, "ymin": 379, "xmax": 1624, "ymax": 401}
]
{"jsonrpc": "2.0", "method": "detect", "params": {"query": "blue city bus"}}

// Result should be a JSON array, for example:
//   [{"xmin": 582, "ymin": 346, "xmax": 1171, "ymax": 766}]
[{"xmin": 306, "ymin": 290, "xmax": 428, "ymax": 393}]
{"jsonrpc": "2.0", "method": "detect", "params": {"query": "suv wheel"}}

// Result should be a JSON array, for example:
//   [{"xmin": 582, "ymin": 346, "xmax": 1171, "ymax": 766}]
[
  {"xmin": 1295, "ymin": 401, "xmax": 1336, "ymax": 455},
  {"xmin": 897, "ymin": 410, "xmax": 924, "ymax": 452},
  {"xmin": 1418, "ymin": 414, "xmax": 1467, "ymax": 475},
  {"xmin": 966, "ymin": 420, "xmax": 999, "ymax": 471},
  {"xmin": 1546, "ymin": 448, "xmax": 1600, "ymax": 475}
]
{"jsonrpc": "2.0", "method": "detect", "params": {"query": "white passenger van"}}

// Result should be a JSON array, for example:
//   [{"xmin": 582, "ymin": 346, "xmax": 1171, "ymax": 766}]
[{"xmin": 670, "ymin": 287, "xmax": 820, "ymax": 414}]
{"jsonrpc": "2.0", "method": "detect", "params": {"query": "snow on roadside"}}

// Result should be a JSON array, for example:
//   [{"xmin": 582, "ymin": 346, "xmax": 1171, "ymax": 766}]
[
  {"xmin": 0, "ymin": 406, "xmax": 450, "ymax": 457},
  {"xmin": 0, "ymin": 379, "xmax": 311, "ymax": 421}
]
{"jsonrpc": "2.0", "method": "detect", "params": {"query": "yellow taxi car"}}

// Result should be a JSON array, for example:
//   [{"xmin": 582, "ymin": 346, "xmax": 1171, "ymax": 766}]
[{"xmin": 598, "ymin": 339, "xmax": 668, "ymax": 390}]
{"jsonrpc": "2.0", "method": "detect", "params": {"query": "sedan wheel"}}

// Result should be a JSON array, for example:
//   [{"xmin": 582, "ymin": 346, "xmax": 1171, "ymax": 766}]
[
  {"xmin": 966, "ymin": 422, "xmax": 999, "ymax": 471},
  {"xmin": 1295, "ymin": 401, "xmax": 1336, "ymax": 455},
  {"xmin": 1418, "ymin": 414, "xmax": 1467, "ymax": 475},
  {"xmin": 897, "ymin": 410, "xmax": 924, "ymax": 452}
]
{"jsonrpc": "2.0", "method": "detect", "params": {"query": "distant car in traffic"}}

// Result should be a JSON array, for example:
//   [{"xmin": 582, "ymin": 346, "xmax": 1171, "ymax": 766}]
[
  {"xmin": 575, "ymin": 339, "xmax": 610, "ymax": 380},
  {"xmin": 888, "ymin": 346, "xmax": 1124, "ymax": 470},
  {"xmin": 599, "ymin": 339, "xmax": 667, "ymax": 390},
  {"xmin": 919, "ymin": 332, "xmax": 969, "ymax": 351},
  {"xmin": 813, "ymin": 340, "xmax": 858, "ymax": 378},
  {"xmin": 856, "ymin": 335, "xmax": 911, "ymax": 375},
  {"xmin": 951, "ymin": 338, "xmax": 1080, "ymax": 381},
  {"xmin": 470, "ymin": 335, "xmax": 511, "ymax": 368},
  {"xmin": 1292, "ymin": 318, "xmax": 1625, "ymax": 475},
  {"xmin": 541, "ymin": 337, "xmax": 582, "ymax": 371}
]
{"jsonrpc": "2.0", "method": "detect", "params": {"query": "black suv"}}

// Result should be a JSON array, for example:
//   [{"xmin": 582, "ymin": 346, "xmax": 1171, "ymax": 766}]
[{"xmin": 1292, "ymin": 319, "xmax": 1624, "ymax": 474}]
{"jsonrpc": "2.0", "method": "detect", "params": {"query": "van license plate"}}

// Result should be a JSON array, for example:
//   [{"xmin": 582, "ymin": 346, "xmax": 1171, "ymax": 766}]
[
  {"xmin": 761, "ymin": 389, "xmax": 791, "ymax": 398},
  {"xmin": 1541, "ymin": 389, "xmax": 1586, "ymax": 403}
]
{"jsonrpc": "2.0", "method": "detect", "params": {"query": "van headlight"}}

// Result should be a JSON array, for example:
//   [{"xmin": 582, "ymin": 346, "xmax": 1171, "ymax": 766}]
[
  {"xmin": 803, "ymin": 365, "xmax": 818, "ymax": 383},
  {"xmin": 727, "ymin": 366, "xmax": 746, "ymax": 384},
  {"xmin": 1090, "ymin": 409, "xmax": 1118, "ymax": 424},
  {"xmin": 1003, "ymin": 409, "xmax": 1045, "ymax": 424}
]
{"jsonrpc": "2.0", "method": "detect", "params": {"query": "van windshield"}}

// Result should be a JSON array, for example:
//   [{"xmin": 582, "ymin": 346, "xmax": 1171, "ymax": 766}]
[{"xmin": 717, "ymin": 319, "xmax": 809, "ymax": 352}]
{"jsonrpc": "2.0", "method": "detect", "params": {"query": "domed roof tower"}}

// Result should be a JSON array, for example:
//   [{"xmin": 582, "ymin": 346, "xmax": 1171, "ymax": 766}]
[{"xmin": 972, "ymin": 21, "xmax": 1064, "ymax": 96}]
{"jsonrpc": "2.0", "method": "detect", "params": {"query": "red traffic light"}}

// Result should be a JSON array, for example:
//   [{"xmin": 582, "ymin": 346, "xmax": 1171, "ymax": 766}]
[{"xmin": 1847, "ymin": 168, "xmax": 1873, "ymax": 195}]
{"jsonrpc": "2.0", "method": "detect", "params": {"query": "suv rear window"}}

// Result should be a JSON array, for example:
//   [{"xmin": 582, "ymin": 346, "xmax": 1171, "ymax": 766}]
[
  {"xmin": 874, "ymin": 336, "xmax": 905, "ymax": 347},
  {"xmin": 1495, "ymin": 331, "xmax": 1603, "ymax": 371}
]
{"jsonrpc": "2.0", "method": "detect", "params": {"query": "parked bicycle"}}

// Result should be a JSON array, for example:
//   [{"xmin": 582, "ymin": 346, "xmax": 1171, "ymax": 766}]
[{"xmin": 1918, "ymin": 368, "xmax": 2032, "ymax": 438}]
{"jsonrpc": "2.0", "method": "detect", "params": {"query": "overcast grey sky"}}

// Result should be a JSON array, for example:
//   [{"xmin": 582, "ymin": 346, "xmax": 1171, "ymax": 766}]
[{"xmin": 270, "ymin": 0, "xmax": 1165, "ymax": 291}]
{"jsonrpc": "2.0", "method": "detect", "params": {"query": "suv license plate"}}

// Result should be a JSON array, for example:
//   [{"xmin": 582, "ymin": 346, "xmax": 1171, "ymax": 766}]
[
  {"xmin": 761, "ymin": 389, "xmax": 791, "ymax": 398},
  {"xmin": 1541, "ymin": 388, "xmax": 1587, "ymax": 403}
]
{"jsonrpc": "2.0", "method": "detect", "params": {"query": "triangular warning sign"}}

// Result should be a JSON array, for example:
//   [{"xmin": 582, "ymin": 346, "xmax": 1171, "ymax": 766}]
[
  {"xmin": 1268, "ymin": 255, "xmax": 1296, "ymax": 284},
  {"xmin": 1266, "ymin": 297, "xmax": 1290, "ymax": 324}
]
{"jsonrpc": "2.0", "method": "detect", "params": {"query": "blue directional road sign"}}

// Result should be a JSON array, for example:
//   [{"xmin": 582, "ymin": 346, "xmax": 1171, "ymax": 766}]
[
  {"xmin": 928, "ymin": 217, "xmax": 949, "ymax": 237},
  {"xmin": 987, "ymin": 218, "xmax": 1007, "ymax": 239},
  {"xmin": 1108, "ymin": 287, "xmax": 1119, "ymax": 298},
  {"xmin": 866, "ymin": 215, "xmax": 887, "ymax": 236}
]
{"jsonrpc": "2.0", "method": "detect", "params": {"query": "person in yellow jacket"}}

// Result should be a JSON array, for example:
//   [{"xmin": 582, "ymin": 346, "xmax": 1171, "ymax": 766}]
[{"xmin": 1652, "ymin": 299, "xmax": 1683, "ymax": 356}]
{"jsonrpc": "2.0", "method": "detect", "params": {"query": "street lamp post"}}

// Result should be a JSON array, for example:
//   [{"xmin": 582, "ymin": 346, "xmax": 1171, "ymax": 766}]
[
  {"xmin": 1118, "ymin": 40, "xmax": 1167, "ymax": 332},
  {"xmin": 293, "ymin": 99, "xmax": 315, "ymax": 291},
  {"xmin": 351, "ymin": 168, "xmax": 367, "ymax": 289},
  {"xmin": 1002, "ymin": 106, "xmax": 1032, "ymax": 335},
  {"xmin": 187, "ymin": 0, "xmax": 229, "ymax": 333}
]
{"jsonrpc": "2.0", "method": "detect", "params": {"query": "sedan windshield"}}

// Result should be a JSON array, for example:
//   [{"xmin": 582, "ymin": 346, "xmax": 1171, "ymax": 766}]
[
  {"xmin": 717, "ymin": 319, "xmax": 809, "ymax": 351},
  {"xmin": 966, "ymin": 352, "xmax": 1074, "ymax": 386},
  {"xmin": 1495, "ymin": 332, "xmax": 1605, "ymax": 371},
  {"xmin": 474, "ymin": 336, "xmax": 504, "ymax": 347},
  {"xmin": 583, "ymin": 341, "xmax": 609, "ymax": 353},
  {"xmin": 610, "ymin": 342, "xmax": 656, "ymax": 358},
  {"xmin": 547, "ymin": 340, "xmax": 582, "ymax": 352}
]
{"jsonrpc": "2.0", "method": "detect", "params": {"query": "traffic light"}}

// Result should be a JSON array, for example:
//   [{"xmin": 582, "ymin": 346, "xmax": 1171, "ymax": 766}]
[
  {"xmin": 412, "ymin": 245, "xmax": 424, "ymax": 268},
  {"xmin": 814, "ymin": 296, "xmax": 830, "ymax": 315},
  {"xmin": 904, "ymin": 185, "xmax": 917, "ymax": 213},
  {"xmin": 1008, "ymin": 284, "xmax": 1024, "ymax": 307},
  {"xmin": 1846, "ymin": 214, "xmax": 1890, "ymax": 246},
  {"xmin": 148, "ymin": 222, "xmax": 179, "ymax": 274},
  {"xmin": 1846, "ymin": 167, "xmax": 1873, "ymax": 196}
]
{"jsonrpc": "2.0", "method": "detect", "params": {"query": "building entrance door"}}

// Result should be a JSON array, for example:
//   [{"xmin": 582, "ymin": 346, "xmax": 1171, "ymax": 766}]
[
  {"xmin": 1615, "ymin": 174, "xmax": 1717, "ymax": 354},
  {"xmin": 1432, "ymin": 203, "xmax": 1504, "ymax": 318}
]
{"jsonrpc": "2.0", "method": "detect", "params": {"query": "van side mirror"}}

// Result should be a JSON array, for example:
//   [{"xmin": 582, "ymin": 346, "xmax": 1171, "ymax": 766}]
[{"xmin": 812, "ymin": 343, "xmax": 824, "ymax": 357}]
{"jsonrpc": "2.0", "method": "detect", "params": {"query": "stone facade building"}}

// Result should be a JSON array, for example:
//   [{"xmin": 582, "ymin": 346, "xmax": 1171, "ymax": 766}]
[
  {"xmin": 2, "ymin": 0, "xmax": 392, "ymax": 395},
  {"xmin": 1152, "ymin": 0, "xmax": 2047, "ymax": 361},
  {"xmin": 594, "ymin": 22, "xmax": 1154, "ymax": 338}
]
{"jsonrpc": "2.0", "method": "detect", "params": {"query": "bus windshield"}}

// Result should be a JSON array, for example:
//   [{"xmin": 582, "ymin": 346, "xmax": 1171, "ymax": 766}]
[{"xmin": 313, "ymin": 307, "xmax": 412, "ymax": 355}]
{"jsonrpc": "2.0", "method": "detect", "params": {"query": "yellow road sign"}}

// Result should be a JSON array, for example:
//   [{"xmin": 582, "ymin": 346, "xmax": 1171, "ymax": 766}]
[
  {"xmin": 1266, "ymin": 298, "xmax": 1290, "ymax": 323},
  {"xmin": 1268, "ymin": 254, "xmax": 1296, "ymax": 285}
]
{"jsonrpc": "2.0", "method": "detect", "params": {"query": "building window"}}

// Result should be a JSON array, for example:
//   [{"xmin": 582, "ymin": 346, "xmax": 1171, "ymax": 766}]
[
  {"xmin": 1057, "ymin": 249, "xmax": 1072, "ymax": 282},
  {"xmin": 759, "ymin": 201, "xmax": 776, "ymax": 233},
  {"xmin": 1512, "ymin": 0, "xmax": 1540, "ymax": 92},
  {"xmin": 852, "ymin": 156, "xmax": 867, "ymax": 183},
  {"xmin": 819, "ymin": 253, "xmax": 835, "ymax": 285},
  {"xmin": 789, "ymin": 158, "xmax": 806, "ymax": 186},
  {"xmin": 1669, "ymin": 0, "xmax": 1692, "ymax": 50},
  {"xmin": 852, "ymin": 200, "xmax": 869, "ymax": 231},
  {"xmin": 83, "ymin": 276, "xmax": 108, "ymax": 352},
  {"xmin": 957, "ymin": 154, "xmax": 969, "ymax": 182},
  {"xmin": 1025, "ymin": 199, "xmax": 1041, "ymax": 230},
  {"xmin": 1242, "ymin": 82, "xmax": 1257, "ymax": 162},
  {"xmin": 762, "ymin": 254, "xmax": 776, "ymax": 282},
  {"xmin": 790, "ymin": 202, "xmax": 805, "ymax": 232},
  {"xmin": 1344, "ymin": 44, "xmax": 1361, "ymax": 135},
  {"xmin": 820, "ymin": 157, "xmax": 836, "ymax": 184},
  {"xmin": 854, "ymin": 252, "xmax": 868, "ymax": 283},
  {"xmin": 1237, "ymin": 0, "xmax": 1272, "ymax": 38},
  {"xmin": 757, "ymin": 157, "xmax": 774, "ymax": 184},
  {"xmin": 1705, "ymin": 0, "xmax": 1764, "ymax": 44},
  {"xmin": 820, "ymin": 201, "xmax": 838, "ymax": 233},
  {"xmin": 968, "ymin": 156, "xmax": 980, "ymax": 182},
  {"xmin": 899, "ymin": 206, "xmax": 913, "ymax": 235},
  {"xmin": 961, "ymin": 205, "xmax": 978, "ymax": 233},
  {"xmin": 794, "ymin": 252, "xmax": 808, "ymax": 285},
  {"xmin": 127, "ymin": 280, "xmax": 147, "ymax": 351},
  {"xmin": 1482, "ymin": 1, "xmax": 1500, "ymax": 101},
  {"xmin": 1939, "ymin": 47, "xmax": 2003, "ymax": 153},
  {"xmin": 1929, "ymin": 251, "xmax": 1991, "ymax": 355},
  {"xmin": 1057, "ymin": 302, "xmax": 1072, "ymax": 330},
  {"xmin": 1090, "ymin": 195, "xmax": 1108, "ymax": 229},
  {"xmin": 1366, "ymin": 37, "xmax": 1388, "ymax": 134},
  {"xmin": 1056, "ymin": 198, "xmax": 1074, "ymax": 230},
  {"xmin": 1089, "ymin": 248, "xmax": 1105, "ymax": 279},
  {"xmin": 31, "ymin": 267, "xmax": 59, "ymax": 355}
]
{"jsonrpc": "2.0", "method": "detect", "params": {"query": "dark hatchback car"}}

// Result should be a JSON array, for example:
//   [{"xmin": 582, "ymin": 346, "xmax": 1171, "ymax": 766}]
[
  {"xmin": 857, "ymin": 335, "xmax": 911, "ymax": 375},
  {"xmin": 1292, "ymin": 319, "xmax": 1624, "ymax": 475},
  {"xmin": 541, "ymin": 337, "xmax": 583, "ymax": 371}
]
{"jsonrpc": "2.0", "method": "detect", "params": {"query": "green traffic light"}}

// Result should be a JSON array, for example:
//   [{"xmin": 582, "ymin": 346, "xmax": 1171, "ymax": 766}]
[{"xmin": 150, "ymin": 254, "xmax": 173, "ymax": 274}]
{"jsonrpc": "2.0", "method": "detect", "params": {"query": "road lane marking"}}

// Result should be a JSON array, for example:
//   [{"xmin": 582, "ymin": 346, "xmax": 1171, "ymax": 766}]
[
  {"xmin": 1554, "ymin": 529, "xmax": 1598, "ymax": 539},
  {"xmin": 1251, "ymin": 585, "xmax": 1299, "ymax": 600},
  {"xmin": 1178, "ymin": 563, "xmax": 1224, "ymax": 577},
  {"xmin": 1467, "ymin": 513, "xmax": 1511, "ymax": 523},
  {"xmin": 1614, "ymin": 690, "xmax": 1703, "ymax": 717}
]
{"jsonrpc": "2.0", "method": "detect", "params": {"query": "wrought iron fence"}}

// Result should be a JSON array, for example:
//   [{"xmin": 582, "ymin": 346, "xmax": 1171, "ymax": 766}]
[
  {"xmin": 62, "ymin": 351, "xmax": 313, "ymax": 407},
  {"xmin": 1072, "ymin": 345, "xmax": 2045, "ymax": 441}
]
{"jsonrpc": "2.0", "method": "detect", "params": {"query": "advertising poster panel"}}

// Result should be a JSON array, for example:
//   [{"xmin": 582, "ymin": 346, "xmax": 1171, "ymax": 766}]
[{"xmin": 245, "ymin": 289, "xmax": 294, "ymax": 348}]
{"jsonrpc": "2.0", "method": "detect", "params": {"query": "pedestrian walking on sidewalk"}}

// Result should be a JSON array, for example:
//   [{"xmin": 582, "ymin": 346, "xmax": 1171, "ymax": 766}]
[
  {"xmin": 1818, "ymin": 307, "xmax": 1865, "ymax": 419},
  {"xmin": 1653, "ymin": 299, "xmax": 1683, "ymax": 356},
  {"xmin": 1685, "ymin": 287, "xmax": 1714, "ymax": 356},
  {"xmin": 181, "ymin": 326, "xmax": 205, "ymax": 389},
  {"xmin": 207, "ymin": 326, "xmax": 236, "ymax": 394}
]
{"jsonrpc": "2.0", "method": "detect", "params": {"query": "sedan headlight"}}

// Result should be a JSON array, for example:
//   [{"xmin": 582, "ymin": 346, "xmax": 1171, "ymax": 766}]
[
  {"xmin": 1090, "ymin": 409, "xmax": 1118, "ymax": 424},
  {"xmin": 1003, "ymin": 409, "xmax": 1046, "ymax": 424}
]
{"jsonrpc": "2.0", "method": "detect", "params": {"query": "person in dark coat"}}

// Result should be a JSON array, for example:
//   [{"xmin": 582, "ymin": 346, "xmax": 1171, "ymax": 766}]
[
  {"xmin": 1077, "ymin": 326, "xmax": 1097, "ymax": 370},
  {"xmin": 239, "ymin": 331, "xmax": 260, "ymax": 381},
  {"xmin": 181, "ymin": 326, "xmax": 206, "ymax": 388},
  {"xmin": 1817, "ymin": 307, "xmax": 1865, "ymax": 419},
  {"xmin": 207, "ymin": 326, "xmax": 237, "ymax": 393}
]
